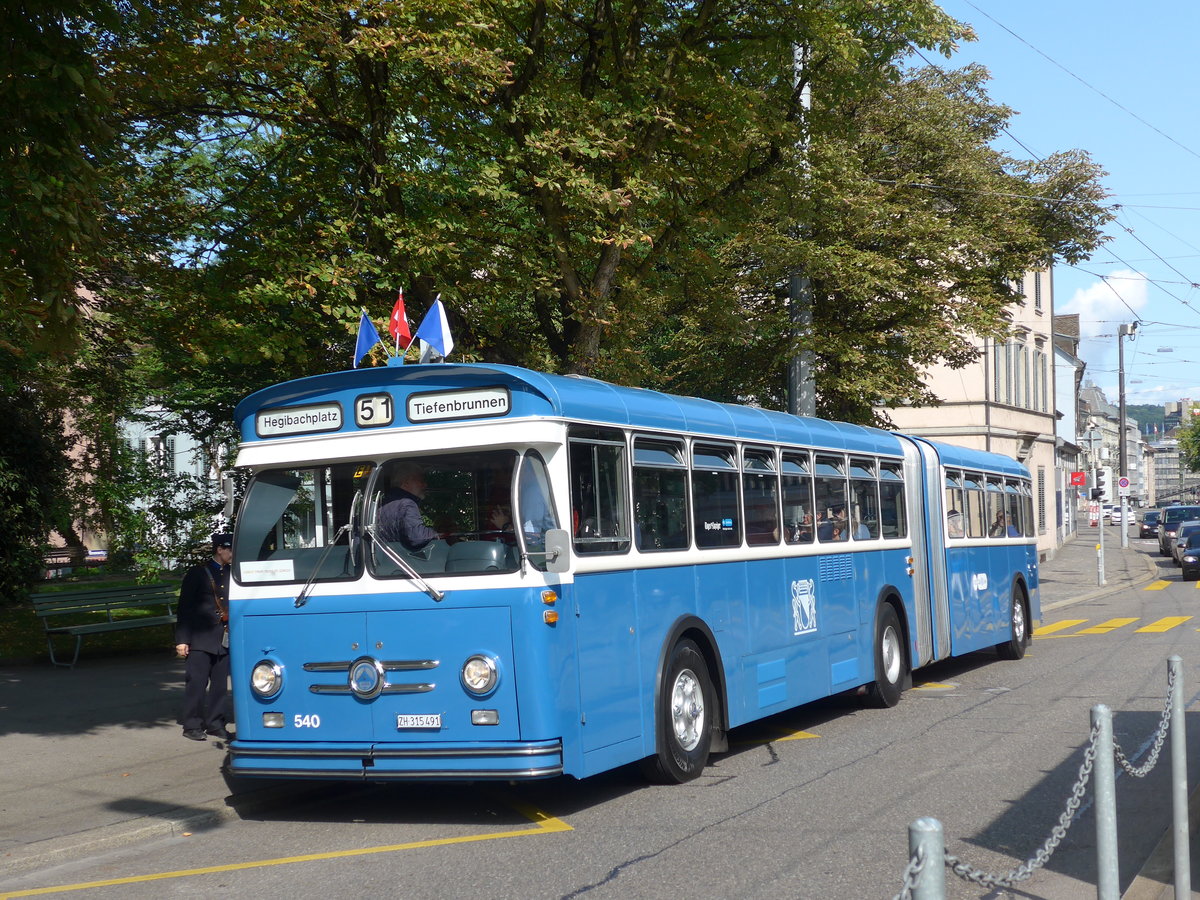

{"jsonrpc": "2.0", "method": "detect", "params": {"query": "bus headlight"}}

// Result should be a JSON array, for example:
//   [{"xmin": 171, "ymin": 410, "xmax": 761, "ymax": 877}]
[
  {"xmin": 251, "ymin": 660, "xmax": 283, "ymax": 698},
  {"xmin": 461, "ymin": 655, "xmax": 498, "ymax": 695}
]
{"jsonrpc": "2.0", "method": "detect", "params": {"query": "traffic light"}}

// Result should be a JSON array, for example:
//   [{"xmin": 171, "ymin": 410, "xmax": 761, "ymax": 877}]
[{"xmin": 1091, "ymin": 467, "xmax": 1111, "ymax": 502}]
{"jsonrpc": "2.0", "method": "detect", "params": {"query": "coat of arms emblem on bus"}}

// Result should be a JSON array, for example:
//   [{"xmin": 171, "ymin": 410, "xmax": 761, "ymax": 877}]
[{"xmin": 791, "ymin": 578, "xmax": 817, "ymax": 636}]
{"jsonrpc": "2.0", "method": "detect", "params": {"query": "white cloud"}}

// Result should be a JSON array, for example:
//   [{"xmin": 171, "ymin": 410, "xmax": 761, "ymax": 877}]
[{"xmin": 1059, "ymin": 270, "xmax": 1149, "ymax": 339}]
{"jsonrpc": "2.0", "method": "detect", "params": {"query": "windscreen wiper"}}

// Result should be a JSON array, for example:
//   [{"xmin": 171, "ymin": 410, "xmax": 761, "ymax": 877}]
[
  {"xmin": 364, "ymin": 524, "xmax": 445, "ymax": 602},
  {"xmin": 294, "ymin": 490, "xmax": 362, "ymax": 608}
]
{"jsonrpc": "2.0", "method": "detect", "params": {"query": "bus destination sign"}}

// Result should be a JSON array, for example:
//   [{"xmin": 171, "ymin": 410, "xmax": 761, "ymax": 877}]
[
  {"xmin": 256, "ymin": 402, "xmax": 343, "ymax": 437},
  {"xmin": 407, "ymin": 386, "xmax": 511, "ymax": 423}
]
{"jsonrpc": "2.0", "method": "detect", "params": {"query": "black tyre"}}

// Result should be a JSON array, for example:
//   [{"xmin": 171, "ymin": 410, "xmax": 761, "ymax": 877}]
[
  {"xmin": 640, "ymin": 639, "xmax": 712, "ymax": 784},
  {"xmin": 866, "ymin": 605, "xmax": 906, "ymax": 708},
  {"xmin": 997, "ymin": 586, "xmax": 1028, "ymax": 660}
]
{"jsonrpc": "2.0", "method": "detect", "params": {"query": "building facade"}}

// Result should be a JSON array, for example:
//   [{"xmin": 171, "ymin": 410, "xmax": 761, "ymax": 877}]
[{"xmin": 885, "ymin": 269, "xmax": 1061, "ymax": 560}]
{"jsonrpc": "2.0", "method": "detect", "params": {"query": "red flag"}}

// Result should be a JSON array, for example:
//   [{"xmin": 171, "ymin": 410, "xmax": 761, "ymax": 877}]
[{"xmin": 388, "ymin": 289, "xmax": 412, "ymax": 350}]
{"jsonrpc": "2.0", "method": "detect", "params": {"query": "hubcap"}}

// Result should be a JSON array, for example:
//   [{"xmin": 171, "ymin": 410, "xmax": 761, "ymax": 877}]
[
  {"xmin": 1013, "ymin": 599, "xmax": 1026, "ymax": 642},
  {"xmin": 881, "ymin": 625, "xmax": 901, "ymax": 684},
  {"xmin": 670, "ymin": 668, "xmax": 705, "ymax": 751}
]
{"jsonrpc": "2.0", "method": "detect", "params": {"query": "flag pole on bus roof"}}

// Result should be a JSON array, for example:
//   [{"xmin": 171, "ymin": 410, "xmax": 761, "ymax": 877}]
[
  {"xmin": 389, "ymin": 289, "xmax": 413, "ymax": 361},
  {"xmin": 414, "ymin": 294, "xmax": 455, "ymax": 363}
]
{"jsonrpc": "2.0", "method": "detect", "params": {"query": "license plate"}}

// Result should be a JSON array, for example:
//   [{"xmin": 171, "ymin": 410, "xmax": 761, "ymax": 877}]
[{"xmin": 396, "ymin": 714, "xmax": 441, "ymax": 729}]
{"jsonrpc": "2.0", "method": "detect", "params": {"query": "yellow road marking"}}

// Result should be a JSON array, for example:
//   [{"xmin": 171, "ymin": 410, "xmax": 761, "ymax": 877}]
[
  {"xmin": 914, "ymin": 682, "xmax": 956, "ymax": 690},
  {"xmin": 1033, "ymin": 619, "xmax": 1087, "ymax": 636},
  {"xmin": 1144, "ymin": 581, "xmax": 1172, "ymax": 591},
  {"xmin": 774, "ymin": 729, "xmax": 820, "ymax": 742},
  {"xmin": 1137, "ymin": 616, "xmax": 1194, "ymax": 633},
  {"xmin": 1073, "ymin": 617, "xmax": 1139, "ymax": 635},
  {"xmin": 734, "ymin": 727, "xmax": 820, "ymax": 746},
  {"xmin": 0, "ymin": 801, "xmax": 571, "ymax": 899}
]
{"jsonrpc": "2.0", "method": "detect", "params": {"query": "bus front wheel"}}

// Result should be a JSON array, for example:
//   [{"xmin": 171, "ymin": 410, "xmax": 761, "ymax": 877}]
[
  {"xmin": 998, "ymin": 587, "xmax": 1028, "ymax": 660},
  {"xmin": 640, "ymin": 638, "xmax": 712, "ymax": 784},
  {"xmin": 867, "ymin": 605, "xmax": 906, "ymax": 708}
]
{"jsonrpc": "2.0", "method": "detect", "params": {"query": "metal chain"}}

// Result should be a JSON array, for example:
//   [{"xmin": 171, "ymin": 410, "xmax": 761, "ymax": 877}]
[
  {"xmin": 944, "ymin": 721, "xmax": 1101, "ymax": 889},
  {"xmin": 1114, "ymin": 664, "xmax": 1176, "ymax": 778},
  {"xmin": 891, "ymin": 844, "xmax": 927, "ymax": 900}
]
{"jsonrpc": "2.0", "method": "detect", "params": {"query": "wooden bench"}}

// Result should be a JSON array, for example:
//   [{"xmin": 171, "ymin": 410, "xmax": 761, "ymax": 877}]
[{"xmin": 32, "ymin": 584, "xmax": 178, "ymax": 668}]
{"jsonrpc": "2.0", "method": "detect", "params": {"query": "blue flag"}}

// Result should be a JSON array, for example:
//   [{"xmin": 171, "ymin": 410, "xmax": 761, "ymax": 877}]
[
  {"xmin": 414, "ymin": 298, "xmax": 455, "ymax": 363},
  {"xmin": 353, "ymin": 310, "xmax": 382, "ymax": 368}
]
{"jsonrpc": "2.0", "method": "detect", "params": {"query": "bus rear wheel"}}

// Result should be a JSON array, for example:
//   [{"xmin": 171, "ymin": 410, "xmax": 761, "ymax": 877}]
[
  {"xmin": 640, "ymin": 638, "xmax": 712, "ymax": 784},
  {"xmin": 867, "ymin": 605, "xmax": 906, "ymax": 708},
  {"xmin": 998, "ymin": 586, "xmax": 1028, "ymax": 660}
]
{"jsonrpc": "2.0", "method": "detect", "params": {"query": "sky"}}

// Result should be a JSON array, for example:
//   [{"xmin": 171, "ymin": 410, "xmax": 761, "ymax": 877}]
[{"xmin": 933, "ymin": 0, "xmax": 1200, "ymax": 420}]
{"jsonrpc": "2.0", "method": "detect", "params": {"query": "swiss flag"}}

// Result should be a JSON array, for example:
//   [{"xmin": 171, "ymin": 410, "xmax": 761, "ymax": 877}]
[{"xmin": 388, "ymin": 289, "xmax": 412, "ymax": 350}]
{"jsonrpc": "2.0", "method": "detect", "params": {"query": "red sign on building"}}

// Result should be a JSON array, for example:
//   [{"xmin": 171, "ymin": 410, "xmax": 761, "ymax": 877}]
[{"xmin": 1069, "ymin": 471, "xmax": 1087, "ymax": 486}]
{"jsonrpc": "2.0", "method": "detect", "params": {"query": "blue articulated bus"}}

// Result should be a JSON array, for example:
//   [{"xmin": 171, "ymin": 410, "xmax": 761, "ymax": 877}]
[{"xmin": 225, "ymin": 363, "xmax": 1039, "ymax": 783}]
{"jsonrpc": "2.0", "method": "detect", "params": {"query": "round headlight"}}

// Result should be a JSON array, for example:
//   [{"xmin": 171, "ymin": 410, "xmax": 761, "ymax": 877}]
[
  {"xmin": 251, "ymin": 660, "xmax": 283, "ymax": 698},
  {"xmin": 461, "ymin": 655, "xmax": 498, "ymax": 695}
]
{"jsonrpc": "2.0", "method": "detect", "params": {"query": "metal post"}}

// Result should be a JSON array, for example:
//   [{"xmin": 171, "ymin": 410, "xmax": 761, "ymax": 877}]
[
  {"xmin": 909, "ymin": 817, "xmax": 946, "ymax": 900},
  {"xmin": 1170, "ymin": 655, "xmax": 1190, "ymax": 899},
  {"xmin": 1093, "ymin": 704, "xmax": 1119, "ymax": 900},
  {"xmin": 1096, "ymin": 465, "xmax": 1106, "ymax": 587}
]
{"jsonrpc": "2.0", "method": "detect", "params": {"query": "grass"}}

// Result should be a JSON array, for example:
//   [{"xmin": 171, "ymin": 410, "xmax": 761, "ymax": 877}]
[{"xmin": 0, "ymin": 571, "xmax": 182, "ymax": 665}]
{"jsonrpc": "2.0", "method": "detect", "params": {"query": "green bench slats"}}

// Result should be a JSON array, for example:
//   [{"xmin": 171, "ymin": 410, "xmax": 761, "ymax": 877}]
[{"xmin": 32, "ymin": 584, "xmax": 178, "ymax": 668}]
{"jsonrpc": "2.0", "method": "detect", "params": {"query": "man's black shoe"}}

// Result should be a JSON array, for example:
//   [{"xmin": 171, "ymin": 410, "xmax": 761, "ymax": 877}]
[
  {"xmin": 206, "ymin": 725, "xmax": 232, "ymax": 741},
  {"xmin": 182, "ymin": 728, "xmax": 208, "ymax": 741}
]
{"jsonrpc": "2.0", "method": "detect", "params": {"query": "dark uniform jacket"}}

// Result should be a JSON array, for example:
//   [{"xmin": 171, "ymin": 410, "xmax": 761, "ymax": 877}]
[
  {"xmin": 175, "ymin": 559, "xmax": 229, "ymax": 654},
  {"xmin": 377, "ymin": 488, "xmax": 438, "ymax": 550}
]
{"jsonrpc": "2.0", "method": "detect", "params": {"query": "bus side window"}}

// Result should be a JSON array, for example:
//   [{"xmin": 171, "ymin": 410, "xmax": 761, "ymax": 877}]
[
  {"xmin": 781, "ymin": 452, "xmax": 814, "ymax": 543},
  {"xmin": 814, "ymin": 454, "xmax": 849, "ymax": 542},
  {"xmin": 849, "ymin": 458, "xmax": 879, "ymax": 540},
  {"xmin": 692, "ymin": 443, "xmax": 740, "ymax": 548},
  {"xmin": 963, "ymin": 473, "xmax": 986, "ymax": 538},
  {"xmin": 568, "ymin": 428, "xmax": 631, "ymax": 554},
  {"xmin": 633, "ymin": 437, "xmax": 689, "ymax": 551},
  {"xmin": 880, "ymin": 463, "xmax": 906, "ymax": 538},
  {"xmin": 743, "ymin": 448, "xmax": 780, "ymax": 546},
  {"xmin": 945, "ymin": 470, "xmax": 965, "ymax": 538}
]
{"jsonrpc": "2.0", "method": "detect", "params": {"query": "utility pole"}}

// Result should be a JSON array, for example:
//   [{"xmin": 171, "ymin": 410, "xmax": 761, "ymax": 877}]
[
  {"xmin": 1118, "ymin": 323, "xmax": 1138, "ymax": 549},
  {"xmin": 787, "ymin": 43, "xmax": 815, "ymax": 417}
]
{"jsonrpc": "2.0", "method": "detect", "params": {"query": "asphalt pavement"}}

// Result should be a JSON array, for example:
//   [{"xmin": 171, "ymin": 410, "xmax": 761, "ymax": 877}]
[{"xmin": 0, "ymin": 525, "xmax": 1189, "ymax": 898}]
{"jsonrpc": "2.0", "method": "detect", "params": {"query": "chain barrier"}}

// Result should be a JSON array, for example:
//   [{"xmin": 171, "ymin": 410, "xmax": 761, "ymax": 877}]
[
  {"xmin": 943, "ymin": 720, "xmax": 1100, "ymax": 890},
  {"xmin": 890, "ymin": 843, "xmax": 926, "ymax": 900},
  {"xmin": 894, "ymin": 660, "xmax": 1180, "ymax": 895},
  {"xmin": 1113, "ymin": 663, "xmax": 1176, "ymax": 778}
]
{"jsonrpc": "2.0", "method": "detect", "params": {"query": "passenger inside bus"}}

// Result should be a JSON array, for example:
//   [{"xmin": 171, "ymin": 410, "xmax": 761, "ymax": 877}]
[{"xmin": 377, "ymin": 462, "xmax": 440, "ymax": 551}]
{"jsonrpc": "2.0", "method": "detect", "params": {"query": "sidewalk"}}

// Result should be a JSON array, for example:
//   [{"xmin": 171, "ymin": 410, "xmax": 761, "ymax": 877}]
[{"xmin": 0, "ymin": 527, "xmax": 1182, "ymax": 896}]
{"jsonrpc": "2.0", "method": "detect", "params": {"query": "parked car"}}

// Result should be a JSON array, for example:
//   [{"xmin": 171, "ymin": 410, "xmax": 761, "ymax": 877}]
[
  {"xmin": 1110, "ymin": 507, "xmax": 1125, "ymax": 526},
  {"xmin": 1101, "ymin": 504, "xmax": 1115, "ymax": 522},
  {"xmin": 1172, "ymin": 520, "xmax": 1200, "ymax": 566},
  {"xmin": 1140, "ymin": 509, "xmax": 1161, "ymax": 539},
  {"xmin": 1181, "ymin": 533, "xmax": 1200, "ymax": 581},
  {"xmin": 1158, "ymin": 505, "xmax": 1200, "ymax": 556}
]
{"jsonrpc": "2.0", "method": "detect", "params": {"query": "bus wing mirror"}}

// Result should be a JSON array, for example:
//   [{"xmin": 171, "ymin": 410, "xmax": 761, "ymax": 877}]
[{"xmin": 544, "ymin": 528, "xmax": 570, "ymax": 573}]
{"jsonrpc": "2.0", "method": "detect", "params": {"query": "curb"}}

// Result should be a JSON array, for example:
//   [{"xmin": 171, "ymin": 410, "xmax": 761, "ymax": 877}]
[
  {"xmin": 1121, "ymin": 780, "xmax": 1200, "ymax": 900},
  {"xmin": 1042, "ymin": 543, "xmax": 1162, "ymax": 613},
  {"xmin": 0, "ymin": 773, "xmax": 326, "ymax": 879}
]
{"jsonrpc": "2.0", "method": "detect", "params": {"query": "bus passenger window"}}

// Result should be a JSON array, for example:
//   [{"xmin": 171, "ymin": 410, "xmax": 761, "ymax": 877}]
[
  {"xmin": 963, "ymin": 473, "xmax": 986, "ymax": 538},
  {"xmin": 692, "ymin": 444, "xmax": 740, "ymax": 548},
  {"xmin": 782, "ymin": 452, "xmax": 814, "ymax": 543},
  {"xmin": 743, "ymin": 448, "xmax": 780, "ymax": 546},
  {"xmin": 568, "ymin": 428, "xmax": 631, "ymax": 554},
  {"xmin": 880, "ymin": 463, "xmax": 907, "ymax": 538},
  {"xmin": 945, "ymin": 471, "xmax": 965, "ymax": 538},
  {"xmin": 633, "ymin": 438, "xmax": 688, "ymax": 551},
  {"xmin": 814, "ymin": 455, "xmax": 849, "ymax": 542},
  {"xmin": 849, "ymin": 458, "xmax": 879, "ymax": 540}
]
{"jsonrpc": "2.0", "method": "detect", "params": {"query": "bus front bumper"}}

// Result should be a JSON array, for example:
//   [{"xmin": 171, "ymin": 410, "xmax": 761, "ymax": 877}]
[{"xmin": 227, "ymin": 738, "xmax": 564, "ymax": 781}]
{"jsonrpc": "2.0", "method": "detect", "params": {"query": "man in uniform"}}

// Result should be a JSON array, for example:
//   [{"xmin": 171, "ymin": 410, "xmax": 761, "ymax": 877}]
[{"xmin": 175, "ymin": 532, "xmax": 232, "ymax": 741}]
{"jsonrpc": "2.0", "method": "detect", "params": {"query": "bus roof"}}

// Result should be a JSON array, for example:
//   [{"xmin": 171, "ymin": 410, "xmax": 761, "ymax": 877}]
[
  {"xmin": 234, "ymin": 362, "xmax": 1030, "ymax": 477},
  {"xmin": 235, "ymin": 363, "xmax": 900, "ymax": 456}
]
